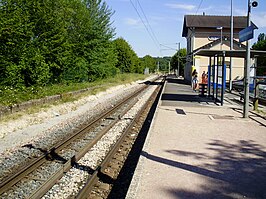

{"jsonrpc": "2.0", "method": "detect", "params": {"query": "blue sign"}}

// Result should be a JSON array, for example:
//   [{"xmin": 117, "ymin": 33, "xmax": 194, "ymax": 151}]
[{"xmin": 239, "ymin": 25, "xmax": 256, "ymax": 42}]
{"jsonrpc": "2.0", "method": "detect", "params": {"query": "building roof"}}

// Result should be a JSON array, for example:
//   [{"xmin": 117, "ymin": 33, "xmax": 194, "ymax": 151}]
[{"xmin": 182, "ymin": 15, "xmax": 249, "ymax": 37}]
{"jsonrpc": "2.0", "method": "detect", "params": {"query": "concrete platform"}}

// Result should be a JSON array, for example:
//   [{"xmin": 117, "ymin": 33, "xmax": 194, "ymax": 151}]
[{"xmin": 126, "ymin": 76, "xmax": 266, "ymax": 199}]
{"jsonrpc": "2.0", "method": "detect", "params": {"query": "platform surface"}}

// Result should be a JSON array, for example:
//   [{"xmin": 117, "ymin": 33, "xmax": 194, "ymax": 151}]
[{"xmin": 126, "ymin": 76, "xmax": 266, "ymax": 199}]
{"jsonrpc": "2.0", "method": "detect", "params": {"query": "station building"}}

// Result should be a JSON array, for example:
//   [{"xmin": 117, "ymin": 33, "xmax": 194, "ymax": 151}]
[{"xmin": 182, "ymin": 14, "xmax": 256, "ymax": 82}]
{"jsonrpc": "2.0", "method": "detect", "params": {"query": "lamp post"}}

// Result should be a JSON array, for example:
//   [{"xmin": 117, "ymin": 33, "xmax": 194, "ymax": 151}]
[
  {"xmin": 229, "ymin": 0, "xmax": 233, "ymax": 92},
  {"xmin": 168, "ymin": 61, "xmax": 171, "ymax": 74},
  {"xmin": 177, "ymin": 42, "xmax": 180, "ymax": 77},
  {"xmin": 217, "ymin": 26, "xmax": 223, "ymax": 50},
  {"xmin": 239, "ymin": 0, "xmax": 257, "ymax": 118},
  {"xmin": 243, "ymin": 0, "xmax": 251, "ymax": 118}
]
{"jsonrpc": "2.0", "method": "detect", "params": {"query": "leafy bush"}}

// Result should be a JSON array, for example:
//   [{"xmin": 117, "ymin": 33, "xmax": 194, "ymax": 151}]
[{"xmin": 0, "ymin": 0, "xmax": 118, "ymax": 87}]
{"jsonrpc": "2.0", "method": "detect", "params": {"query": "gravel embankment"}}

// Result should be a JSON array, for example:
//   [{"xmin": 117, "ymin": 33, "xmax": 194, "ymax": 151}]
[
  {"xmin": 42, "ymin": 82, "xmax": 157, "ymax": 199},
  {"xmin": 0, "ymin": 80, "xmax": 147, "ymax": 150},
  {"xmin": 0, "ymin": 76, "xmax": 157, "ymax": 182}
]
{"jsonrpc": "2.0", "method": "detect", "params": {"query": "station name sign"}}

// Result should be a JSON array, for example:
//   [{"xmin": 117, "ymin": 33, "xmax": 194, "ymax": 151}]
[{"xmin": 239, "ymin": 24, "xmax": 257, "ymax": 42}]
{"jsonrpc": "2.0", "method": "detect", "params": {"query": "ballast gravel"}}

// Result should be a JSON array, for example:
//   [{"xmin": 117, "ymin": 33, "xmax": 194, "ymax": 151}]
[
  {"xmin": 0, "ymin": 78, "xmax": 153, "ymax": 152},
  {"xmin": 42, "ymin": 81, "xmax": 157, "ymax": 199},
  {"xmin": 0, "ymin": 76, "xmax": 157, "ymax": 186}
]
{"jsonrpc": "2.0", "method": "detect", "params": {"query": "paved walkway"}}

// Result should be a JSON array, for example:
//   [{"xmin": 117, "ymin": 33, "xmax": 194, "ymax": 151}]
[{"xmin": 126, "ymin": 75, "xmax": 266, "ymax": 199}]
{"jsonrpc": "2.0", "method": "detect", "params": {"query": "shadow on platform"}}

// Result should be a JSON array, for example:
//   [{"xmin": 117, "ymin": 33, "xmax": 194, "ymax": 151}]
[
  {"xmin": 161, "ymin": 76, "xmax": 214, "ymax": 105},
  {"xmin": 141, "ymin": 139, "xmax": 266, "ymax": 199},
  {"xmin": 166, "ymin": 78, "xmax": 191, "ymax": 85},
  {"xmin": 161, "ymin": 93, "xmax": 214, "ymax": 104}
]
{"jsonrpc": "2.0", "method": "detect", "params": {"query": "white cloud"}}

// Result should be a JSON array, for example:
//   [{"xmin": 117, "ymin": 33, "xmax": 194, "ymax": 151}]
[
  {"xmin": 124, "ymin": 18, "xmax": 145, "ymax": 29},
  {"xmin": 124, "ymin": 18, "xmax": 140, "ymax": 25},
  {"xmin": 165, "ymin": 3, "xmax": 196, "ymax": 11}
]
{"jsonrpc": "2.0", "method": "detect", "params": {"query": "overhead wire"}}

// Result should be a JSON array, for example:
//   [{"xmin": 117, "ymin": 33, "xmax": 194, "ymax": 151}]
[
  {"xmin": 186, "ymin": 0, "xmax": 204, "ymax": 39},
  {"xmin": 190, "ymin": 0, "xmax": 204, "ymax": 25},
  {"xmin": 136, "ymin": 0, "xmax": 161, "ymax": 47},
  {"xmin": 184, "ymin": 0, "xmax": 204, "ymax": 66},
  {"xmin": 159, "ymin": 1, "xmax": 205, "ymax": 56},
  {"xmin": 129, "ymin": 0, "xmax": 161, "ymax": 55}
]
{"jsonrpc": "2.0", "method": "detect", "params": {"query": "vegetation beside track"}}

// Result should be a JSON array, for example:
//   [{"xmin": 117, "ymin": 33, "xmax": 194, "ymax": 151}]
[{"xmin": 0, "ymin": 73, "xmax": 147, "ymax": 106}]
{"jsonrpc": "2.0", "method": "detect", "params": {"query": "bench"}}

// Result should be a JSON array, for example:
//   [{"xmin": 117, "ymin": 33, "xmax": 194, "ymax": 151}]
[{"xmin": 199, "ymin": 83, "xmax": 208, "ymax": 97}]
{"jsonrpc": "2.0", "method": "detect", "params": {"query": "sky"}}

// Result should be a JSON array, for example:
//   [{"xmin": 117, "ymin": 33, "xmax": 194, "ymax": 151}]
[{"xmin": 107, "ymin": 0, "xmax": 266, "ymax": 58}]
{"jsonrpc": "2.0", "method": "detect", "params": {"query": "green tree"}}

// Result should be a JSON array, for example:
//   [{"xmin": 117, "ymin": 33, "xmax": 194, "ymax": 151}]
[
  {"xmin": 171, "ymin": 48, "xmax": 187, "ymax": 76},
  {"xmin": 154, "ymin": 57, "xmax": 171, "ymax": 72},
  {"xmin": 0, "ymin": 0, "xmax": 118, "ymax": 86},
  {"xmin": 141, "ymin": 55, "xmax": 156, "ymax": 73},
  {"xmin": 257, "ymin": 33, "xmax": 266, "ymax": 42},
  {"xmin": 28, "ymin": 0, "xmax": 71, "ymax": 84},
  {"xmin": 113, "ymin": 37, "xmax": 140, "ymax": 73},
  {"xmin": 253, "ymin": 33, "xmax": 266, "ymax": 75},
  {"xmin": 0, "ymin": 0, "xmax": 36, "ymax": 86},
  {"xmin": 84, "ymin": 0, "xmax": 117, "ymax": 81},
  {"xmin": 0, "ymin": 0, "xmax": 70, "ymax": 86},
  {"xmin": 62, "ymin": 0, "xmax": 94, "ymax": 82}
]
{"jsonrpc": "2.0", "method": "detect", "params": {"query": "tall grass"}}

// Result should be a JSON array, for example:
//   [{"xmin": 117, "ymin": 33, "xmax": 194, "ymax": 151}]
[{"xmin": 0, "ymin": 73, "xmax": 147, "ymax": 106}]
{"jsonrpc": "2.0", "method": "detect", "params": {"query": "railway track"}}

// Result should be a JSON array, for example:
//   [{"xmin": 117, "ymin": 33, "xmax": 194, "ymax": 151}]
[
  {"xmin": 77, "ymin": 77, "xmax": 163, "ymax": 199},
  {"xmin": 0, "ymin": 76, "xmax": 164, "ymax": 199}
]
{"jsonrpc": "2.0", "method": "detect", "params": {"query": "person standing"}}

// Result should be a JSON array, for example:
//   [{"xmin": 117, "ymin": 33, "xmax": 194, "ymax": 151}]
[
  {"xmin": 192, "ymin": 70, "xmax": 198, "ymax": 91},
  {"xmin": 192, "ymin": 69, "xmax": 197, "ymax": 77},
  {"xmin": 201, "ymin": 71, "xmax": 208, "ymax": 84},
  {"xmin": 191, "ymin": 69, "xmax": 197, "ymax": 88},
  {"xmin": 192, "ymin": 74, "xmax": 198, "ymax": 91}
]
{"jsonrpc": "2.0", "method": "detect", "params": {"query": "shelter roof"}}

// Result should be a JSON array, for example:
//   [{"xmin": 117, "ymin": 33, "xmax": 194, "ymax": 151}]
[
  {"xmin": 191, "ymin": 38, "xmax": 246, "ymax": 54},
  {"xmin": 194, "ymin": 49, "xmax": 266, "ymax": 58}
]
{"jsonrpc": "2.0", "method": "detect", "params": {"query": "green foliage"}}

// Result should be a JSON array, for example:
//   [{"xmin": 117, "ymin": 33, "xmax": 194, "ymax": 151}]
[
  {"xmin": 253, "ymin": 34, "xmax": 266, "ymax": 50},
  {"xmin": 83, "ymin": 0, "xmax": 117, "ymax": 80},
  {"xmin": 113, "ymin": 37, "xmax": 141, "ymax": 73},
  {"xmin": 154, "ymin": 57, "xmax": 171, "ymax": 72},
  {"xmin": 62, "ymin": 57, "xmax": 88, "ymax": 82},
  {"xmin": 141, "ymin": 55, "xmax": 156, "ymax": 73},
  {"xmin": 0, "ymin": 0, "xmax": 118, "ymax": 87},
  {"xmin": 19, "ymin": 49, "xmax": 50, "ymax": 86},
  {"xmin": 257, "ymin": 33, "xmax": 266, "ymax": 42},
  {"xmin": 0, "ymin": 0, "xmax": 32, "ymax": 85},
  {"xmin": 0, "ymin": 73, "xmax": 146, "ymax": 106},
  {"xmin": 171, "ymin": 48, "xmax": 187, "ymax": 76},
  {"xmin": 0, "ymin": 0, "xmax": 152, "ymax": 108},
  {"xmin": 253, "ymin": 33, "xmax": 266, "ymax": 75}
]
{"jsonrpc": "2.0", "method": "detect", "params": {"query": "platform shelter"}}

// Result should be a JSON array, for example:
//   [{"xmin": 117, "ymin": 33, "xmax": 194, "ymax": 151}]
[{"xmin": 194, "ymin": 49, "xmax": 266, "ymax": 106}]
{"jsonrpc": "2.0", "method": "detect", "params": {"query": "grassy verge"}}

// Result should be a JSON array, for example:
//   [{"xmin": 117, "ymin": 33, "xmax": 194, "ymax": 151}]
[{"xmin": 0, "ymin": 73, "xmax": 148, "ymax": 107}]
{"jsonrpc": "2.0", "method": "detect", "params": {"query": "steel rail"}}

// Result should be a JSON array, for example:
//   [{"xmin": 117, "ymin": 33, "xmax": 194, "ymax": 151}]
[
  {"xmin": 0, "ymin": 77, "xmax": 160, "ymax": 198},
  {"xmin": 28, "ymin": 92, "xmax": 141, "ymax": 199},
  {"xmin": 76, "ymin": 77, "xmax": 165, "ymax": 199}
]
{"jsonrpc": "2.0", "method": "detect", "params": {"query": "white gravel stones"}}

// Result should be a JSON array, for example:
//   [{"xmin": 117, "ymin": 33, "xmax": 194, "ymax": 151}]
[
  {"xmin": 0, "ymin": 75, "xmax": 159, "ymax": 198},
  {"xmin": 0, "ymin": 82, "xmax": 141, "ymax": 147},
  {"xmin": 0, "ymin": 80, "xmax": 148, "ymax": 163},
  {"xmin": 42, "ymin": 80, "xmax": 159, "ymax": 199}
]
